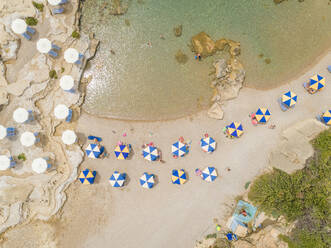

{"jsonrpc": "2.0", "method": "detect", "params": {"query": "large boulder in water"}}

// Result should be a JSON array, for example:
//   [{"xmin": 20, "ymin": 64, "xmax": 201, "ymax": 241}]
[{"xmin": 191, "ymin": 32, "xmax": 215, "ymax": 57}]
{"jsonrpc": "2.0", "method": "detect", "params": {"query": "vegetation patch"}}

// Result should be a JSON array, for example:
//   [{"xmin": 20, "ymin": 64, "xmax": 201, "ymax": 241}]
[
  {"xmin": 25, "ymin": 17, "xmax": 38, "ymax": 26},
  {"xmin": 32, "ymin": 1, "xmax": 44, "ymax": 12},
  {"xmin": 49, "ymin": 70, "xmax": 58, "ymax": 79},
  {"xmin": 71, "ymin": 30, "xmax": 80, "ymax": 39},
  {"xmin": 248, "ymin": 129, "xmax": 331, "ymax": 247}
]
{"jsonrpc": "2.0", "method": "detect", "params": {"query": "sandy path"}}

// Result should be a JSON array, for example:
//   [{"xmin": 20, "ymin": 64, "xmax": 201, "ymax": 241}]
[{"xmin": 57, "ymin": 51, "xmax": 331, "ymax": 248}]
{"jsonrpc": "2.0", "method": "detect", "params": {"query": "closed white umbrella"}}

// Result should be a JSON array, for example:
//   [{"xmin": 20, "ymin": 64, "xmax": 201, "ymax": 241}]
[
  {"xmin": 11, "ymin": 19, "xmax": 27, "ymax": 34},
  {"xmin": 48, "ymin": 0, "xmax": 62, "ymax": 6},
  {"xmin": 0, "ymin": 155, "xmax": 10, "ymax": 171},
  {"xmin": 0, "ymin": 125, "xmax": 7, "ymax": 140},
  {"xmin": 32, "ymin": 158, "xmax": 48, "ymax": 174},
  {"xmin": 37, "ymin": 38, "xmax": 52, "ymax": 53},
  {"xmin": 13, "ymin": 107, "xmax": 29, "ymax": 123},
  {"xmin": 60, "ymin": 75, "xmax": 74, "ymax": 91},
  {"xmin": 54, "ymin": 104, "xmax": 69, "ymax": 119},
  {"xmin": 20, "ymin": 131, "xmax": 36, "ymax": 147},
  {"xmin": 62, "ymin": 130, "xmax": 77, "ymax": 145},
  {"xmin": 64, "ymin": 48, "xmax": 79, "ymax": 63}
]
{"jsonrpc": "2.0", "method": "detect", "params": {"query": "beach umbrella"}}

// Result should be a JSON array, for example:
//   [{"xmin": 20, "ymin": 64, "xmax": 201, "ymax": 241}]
[
  {"xmin": 62, "ymin": 130, "xmax": 77, "ymax": 145},
  {"xmin": 20, "ymin": 131, "xmax": 36, "ymax": 147},
  {"xmin": 201, "ymin": 167, "xmax": 218, "ymax": 182},
  {"xmin": 48, "ymin": 0, "xmax": 62, "ymax": 6},
  {"xmin": 255, "ymin": 108, "xmax": 271, "ymax": 123},
  {"xmin": 171, "ymin": 169, "xmax": 187, "ymax": 185},
  {"xmin": 13, "ymin": 107, "xmax": 29, "ymax": 123},
  {"xmin": 281, "ymin": 91, "xmax": 297, "ymax": 108},
  {"xmin": 11, "ymin": 19, "xmax": 27, "ymax": 34},
  {"xmin": 200, "ymin": 136, "xmax": 216, "ymax": 153},
  {"xmin": 36, "ymin": 38, "xmax": 52, "ymax": 54},
  {"xmin": 321, "ymin": 110, "xmax": 331, "ymax": 125},
  {"xmin": 31, "ymin": 158, "xmax": 49, "ymax": 174},
  {"xmin": 227, "ymin": 122, "xmax": 244, "ymax": 138},
  {"xmin": 171, "ymin": 141, "xmax": 188, "ymax": 157},
  {"xmin": 64, "ymin": 48, "xmax": 79, "ymax": 63},
  {"xmin": 0, "ymin": 155, "xmax": 10, "ymax": 171},
  {"xmin": 109, "ymin": 171, "xmax": 126, "ymax": 187},
  {"xmin": 78, "ymin": 169, "xmax": 96, "ymax": 184},
  {"xmin": 142, "ymin": 145, "xmax": 159, "ymax": 162},
  {"xmin": 54, "ymin": 104, "xmax": 69, "ymax": 119},
  {"xmin": 85, "ymin": 143, "xmax": 102, "ymax": 159},
  {"xmin": 114, "ymin": 144, "xmax": 130, "ymax": 160},
  {"xmin": 139, "ymin": 172, "xmax": 155, "ymax": 189},
  {"xmin": 60, "ymin": 75, "xmax": 74, "ymax": 91},
  {"xmin": 0, "ymin": 125, "xmax": 7, "ymax": 140},
  {"xmin": 309, "ymin": 74, "xmax": 325, "ymax": 92}
]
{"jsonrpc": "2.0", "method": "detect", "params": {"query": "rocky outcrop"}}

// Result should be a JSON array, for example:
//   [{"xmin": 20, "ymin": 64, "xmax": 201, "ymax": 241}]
[
  {"xmin": 269, "ymin": 119, "xmax": 328, "ymax": 174},
  {"xmin": 191, "ymin": 32, "xmax": 215, "ymax": 57}
]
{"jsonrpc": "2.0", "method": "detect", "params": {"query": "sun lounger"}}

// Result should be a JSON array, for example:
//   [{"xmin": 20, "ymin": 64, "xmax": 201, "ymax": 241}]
[
  {"xmin": 26, "ymin": 26, "xmax": 35, "ymax": 34},
  {"xmin": 53, "ymin": 8, "xmax": 64, "ymax": 14},
  {"xmin": 328, "ymin": 65, "xmax": 331, "ymax": 73},
  {"xmin": 74, "ymin": 54, "xmax": 84, "ymax": 65},
  {"xmin": 28, "ymin": 110, "xmax": 34, "ymax": 121},
  {"xmin": 48, "ymin": 50, "xmax": 58, "ymax": 57},
  {"xmin": 88, "ymin": 135, "xmax": 102, "ymax": 142},
  {"xmin": 60, "ymin": 0, "xmax": 68, "ymax": 4},
  {"xmin": 65, "ymin": 109, "xmax": 72, "ymax": 122},
  {"xmin": 9, "ymin": 157, "xmax": 16, "ymax": 167},
  {"xmin": 6, "ymin": 127, "xmax": 16, "ymax": 137},
  {"xmin": 52, "ymin": 44, "xmax": 61, "ymax": 50},
  {"xmin": 22, "ymin": 32, "xmax": 31, "ymax": 40},
  {"xmin": 278, "ymin": 97, "xmax": 288, "ymax": 111}
]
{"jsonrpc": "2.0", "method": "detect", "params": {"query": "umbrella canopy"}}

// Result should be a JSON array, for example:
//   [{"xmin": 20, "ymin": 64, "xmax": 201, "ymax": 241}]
[
  {"xmin": 114, "ymin": 144, "xmax": 131, "ymax": 160},
  {"xmin": 322, "ymin": 110, "xmax": 331, "ymax": 125},
  {"xmin": 227, "ymin": 122, "xmax": 244, "ymax": 138},
  {"xmin": 255, "ymin": 108, "xmax": 271, "ymax": 123},
  {"xmin": 0, "ymin": 155, "xmax": 10, "ymax": 171},
  {"xmin": 139, "ymin": 172, "xmax": 155, "ymax": 189},
  {"xmin": 85, "ymin": 143, "xmax": 102, "ymax": 159},
  {"xmin": 200, "ymin": 136, "xmax": 216, "ymax": 153},
  {"xmin": 309, "ymin": 74, "xmax": 325, "ymax": 92},
  {"xmin": 11, "ymin": 19, "xmax": 27, "ymax": 34},
  {"xmin": 20, "ymin": 131, "xmax": 36, "ymax": 147},
  {"xmin": 48, "ymin": 0, "xmax": 62, "ymax": 6},
  {"xmin": 64, "ymin": 48, "xmax": 79, "ymax": 63},
  {"xmin": 201, "ymin": 167, "xmax": 218, "ymax": 182},
  {"xmin": 13, "ymin": 107, "xmax": 29, "ymax": 123},
  {"xmin": 109, "ymin": 171, "xmax": 126, "ymax": 187},
  {"xmin": 36, "ymin": 38, "xmax": 52, "ymax": 53},
  {"xmin": 0, "ymin": 125, "xmax": 7, "ymax": 140},
  {"xmin": 281, "ymin": 91, "xmax": 297, "ymax": 107},
  {"xmin": 60, "ymin": 75, "xmax": 74, "ymax": 91},
  {"xmin": 171, "ymin": 169, "xmax": 187, "ymax": 185},
  {"xmin": 78, "ymin": 169, "xmax": 96, "ymax": 184},
  {"xmin": 62, "ymin": 130, "xmax": 77, "ymax": 145},
  {"xmin": 54, "ymin": 104, "xmax": 69, "ymax": 119},
  {"xmin": 142, "ymin": 146, "xmax": 159, "ymax": 161},
  {"xmin": 171, "ymin": 141, "xmax": 188, "ymax": 157},
  {"xmin": 31, "ymin": 158, "xmax": 48, "ymax": 174}
]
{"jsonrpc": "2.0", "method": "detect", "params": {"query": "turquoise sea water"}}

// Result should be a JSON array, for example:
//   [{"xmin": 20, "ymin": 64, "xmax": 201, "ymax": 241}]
[{"xmin": 81, "ymin": 0, "xmax": 331, "ymax": 120}]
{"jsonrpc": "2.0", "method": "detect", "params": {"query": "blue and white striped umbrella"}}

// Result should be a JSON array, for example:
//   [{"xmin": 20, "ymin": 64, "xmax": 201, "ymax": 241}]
[
  {"xmin": 109, "ymin": 171, "xmax": 126, "ymax": 187},
  {"xmin": 171, "ymin": 141, "xmax": 188, "ymax": 157},
  {"xmin": 200, "ymin": 137, "xmax": 216, "ymax": 153},
  {"xmin": 140, "ymin": 172, "xmax": 155, "ymax": 189},
  {"xmin": 202, "ymin": 167, "xmax": 218, "ymax": 182},
  {"xmin": 85, "ymin": 143, "xmax": 102, "ymax": 159},
  {"xmin": 142, "ymin": 146, "xmax": 159, "ymax": 162}
]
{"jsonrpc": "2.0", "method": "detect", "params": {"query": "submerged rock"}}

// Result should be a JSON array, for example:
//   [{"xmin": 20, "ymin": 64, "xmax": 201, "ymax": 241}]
[
  {"xmin": 215, "ymin": 39, "xmax": 228, "ymax": 51},
  {"xmin": 191, "ymin": 32, "xmax": 215, "ymax": 57},
  {"xmin": 175, "ymin": 49, "xmax": 188, "ymax": 64},
  {"xmin": 173, "ymin": 24, "xmax": 183, "ymax": 37}
]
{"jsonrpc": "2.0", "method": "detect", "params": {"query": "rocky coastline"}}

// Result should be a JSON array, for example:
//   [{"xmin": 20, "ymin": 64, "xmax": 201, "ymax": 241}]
[{"xmin": 0, "ymin": 0, "xmax": 98, "ymax": 234}]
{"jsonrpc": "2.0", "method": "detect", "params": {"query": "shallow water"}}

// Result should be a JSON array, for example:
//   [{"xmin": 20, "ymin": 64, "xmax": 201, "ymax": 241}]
[{"xmin": 81, "ymin": 0, "xmax": 331, "ymax": 120}]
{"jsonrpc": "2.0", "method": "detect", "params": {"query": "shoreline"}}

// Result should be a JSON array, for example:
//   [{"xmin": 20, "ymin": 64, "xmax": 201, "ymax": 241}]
[{"xmin": 81, "ymin": 46, "xmax": 331, "ymax": 123}]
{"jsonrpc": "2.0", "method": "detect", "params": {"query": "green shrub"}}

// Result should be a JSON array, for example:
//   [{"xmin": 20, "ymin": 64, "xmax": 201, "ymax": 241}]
[
  {"xmin": 32, "ymin": 1, "xmax": 44, "ymax": 12},
  {"xmin": 248, "ymin": 129, "xmax": 330, "ymax": 247},
  {"xmin": 25, "ymin": 17, "xmax": 38, "ymax": 26},
  {"xmin": 49, "ymin": 70, "xmax": 57, "ymax": 79},
  {"xmin": 71, "ymin": 30, "xmax": 80, "ymax": 39},
  {"xmin": 17, "ymin": 153, "xmax": 26, "ymax": 161}
]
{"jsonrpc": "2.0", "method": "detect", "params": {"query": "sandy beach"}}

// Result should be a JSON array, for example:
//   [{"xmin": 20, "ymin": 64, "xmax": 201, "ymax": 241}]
[{"xmin": 49, "ymin": 51, "xmax": 330, "ymax": 248}]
